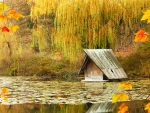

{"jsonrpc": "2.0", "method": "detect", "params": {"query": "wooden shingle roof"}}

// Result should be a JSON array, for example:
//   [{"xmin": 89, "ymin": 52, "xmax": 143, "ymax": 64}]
[{"xmin": 79, "ymin": 49, "xmax": 127, "ymax": 79}]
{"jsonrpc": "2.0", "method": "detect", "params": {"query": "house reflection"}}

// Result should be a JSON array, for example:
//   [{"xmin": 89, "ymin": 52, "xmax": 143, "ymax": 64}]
[
  {"xmin": 84, "ymin": 82, "xmax": 105, "ymax": 97},
  {"xmin": 0, "ymin": 104, "xmax": 87, "ymax": 113},
  {"xmin": 86, "ymin": 100, "xmax": 148, "ymax": 113}
]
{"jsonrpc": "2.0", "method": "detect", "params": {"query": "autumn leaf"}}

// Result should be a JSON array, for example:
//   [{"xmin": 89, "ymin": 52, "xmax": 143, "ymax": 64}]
[
  {"xmin": 145, "ymin": 102, "xmax": 150, "ymax": 113},
  {"xmin": 0, "ymin": 3, "xmax": 9, "ymax": 13},
  {"xmin": 112, "ymin": 93, "xmax": 129, "ymax": 103},
  {"xmin": 8, "ymin": 9, "xmax": 24, "ymax": 20},
  {"xmin": 118, "ymin": 103, "xmax": 129, "ymax": 113},
  {"xmin": 1, "ymin": 87, "xmax": 8, "ymax": 94},
  {"xmin": 118, "ymin": 82, "xmax": 132, "ymax": 90},
  {"xmin": 8, "ymin": 25, "xmax": 19, "ymax": 32},
  {"xmin": 134, "ymin": 30, "xmax": 149, "ymax": 42},
  {"xmin": 2, "ymin": 26, "xmax": 10, "ymax": 32},
  {"xmin": 0, "ymin": 15, "xmax": 8, "ymax": 22},
  {"xmin": 141, "ymin": 10, "xmax": 150, "ymax": 23},
  {"xmin": 1, "ymin": 96, "xmax": 8, "ymax": 101}
]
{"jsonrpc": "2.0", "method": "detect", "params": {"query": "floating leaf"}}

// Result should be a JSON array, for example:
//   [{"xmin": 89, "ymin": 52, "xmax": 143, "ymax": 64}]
[
  {"xmin": 0, "ymin": 15, "xmax": 7, "ymax": 22},
  {"xmin": 112, "ymin": 93, "xmax": 129, "ymax": 103},
  {"xmin": 1, "ymin": 96, "xmax": 8, "ymax": 101},
  {"xmin": 8, "ymin": 9, "xmax": 24, "ymax": 20},
  {"xmin": 118, "ymin": 82, "xmax": 132, "ymax": 90},
  {"xmin": 2, "ymin": 26, "xmax": 10, "ymax": 32},
  {"xmin": 9, "ymin": 25, "xmax": 19, "ymax": 32},
  {"xmin": 118, "ymin": 103, "xmax": 129, "ymax": 113},
  {"xmin": 134, "ymin": 30, "xmax": 149, "ymax": 42},
  {"xmin": 1, "ymin": 88, "xmax": 8, "ymax": 94},
  {"xmin": 141, "ymin": 10, "xmax": 150, "ymax": 23}
]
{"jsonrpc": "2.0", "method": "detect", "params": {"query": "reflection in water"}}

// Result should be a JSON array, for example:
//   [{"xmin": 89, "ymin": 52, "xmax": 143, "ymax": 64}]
[
  {"xmin": 0, "ymin": 77, "xmax": 149, "ymax": 112},
  {"xmin": 0, "ymin": 104, "xmax": 88, "ymax": 113},
  {"xmin": 0, "ymin": 100, "xmax": 148, "ymax": 113},
  {"xmin": 87, "ymin": 100, "xmax": 148, "ymax": 113}
]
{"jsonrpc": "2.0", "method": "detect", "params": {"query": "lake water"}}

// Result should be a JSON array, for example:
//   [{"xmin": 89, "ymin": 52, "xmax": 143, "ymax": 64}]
[{"xmin": 0, "ymin": 76, "xmax": 149, "ymax": 113}]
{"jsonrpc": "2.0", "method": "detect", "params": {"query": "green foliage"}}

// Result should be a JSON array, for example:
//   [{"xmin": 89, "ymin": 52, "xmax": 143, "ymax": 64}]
[
  {"xmin": 12, "ymin": 53, "xmax": 78, "ymax": 78},
  {"xmin": 30, "ymin": 25, "xmax": 51, "ymax": 52}
]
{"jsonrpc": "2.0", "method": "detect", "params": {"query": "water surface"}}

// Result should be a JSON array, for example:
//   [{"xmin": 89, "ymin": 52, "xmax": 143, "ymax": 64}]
[{"xmin": 0, "ymin": 76, "xmax": 149, "ymax": 113}]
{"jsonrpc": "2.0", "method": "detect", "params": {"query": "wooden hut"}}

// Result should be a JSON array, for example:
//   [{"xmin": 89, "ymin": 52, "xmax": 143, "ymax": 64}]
[{"xmin": 78, "ymin": 49, "xmax": 127, "ymax": 81}]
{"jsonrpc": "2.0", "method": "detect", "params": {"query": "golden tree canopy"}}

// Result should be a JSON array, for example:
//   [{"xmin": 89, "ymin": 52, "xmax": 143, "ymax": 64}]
[{"xmin": 28, "ymin": 0, "xmax": 150, "ymax": 62}]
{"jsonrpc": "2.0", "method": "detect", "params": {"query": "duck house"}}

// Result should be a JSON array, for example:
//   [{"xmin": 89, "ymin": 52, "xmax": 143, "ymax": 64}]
[{"xmin": 79, "ymin": 49, "xmax": 128, "ymax": 81}]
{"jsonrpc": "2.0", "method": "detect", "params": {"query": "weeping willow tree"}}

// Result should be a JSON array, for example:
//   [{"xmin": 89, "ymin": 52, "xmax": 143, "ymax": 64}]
[{"xmin": 28, "ymin": 0, "xmax": 150, "ymax": 63}]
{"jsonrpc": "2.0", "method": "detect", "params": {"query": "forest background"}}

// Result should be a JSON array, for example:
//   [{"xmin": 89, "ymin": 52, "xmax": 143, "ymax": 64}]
[{"xmin": 0, "ymin": 0, "xmax": 150, "ymax": 80}]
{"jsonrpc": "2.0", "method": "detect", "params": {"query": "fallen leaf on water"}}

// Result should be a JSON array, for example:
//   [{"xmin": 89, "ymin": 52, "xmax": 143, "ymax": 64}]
[
  {"xmin": 112, "ymin": 93, "xmax": 129, "ymax": 103},
  {"xmin": 1, "ymin": 87, "xmax": 8, "ymax": 94},
  {"xmin": 1, "ymin": 96, "xmax": 8, "ymax": 101},
  {"xmin": 118, "ymin": 82, "xmax": 132, "ymax": 90}
]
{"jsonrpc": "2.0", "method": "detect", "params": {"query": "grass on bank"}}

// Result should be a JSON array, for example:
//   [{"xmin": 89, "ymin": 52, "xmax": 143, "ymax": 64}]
[{"xmin": 1, "ymin": 43, "xmax": 150, "ymax": 80}]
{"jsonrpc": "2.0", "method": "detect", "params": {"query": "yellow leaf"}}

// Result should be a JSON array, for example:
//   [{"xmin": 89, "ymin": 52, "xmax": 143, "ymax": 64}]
[
  {"xmin": 1, "ymin": 96, "xmax": 8, "ymax": 101},
  {"xmin": 0, "ymin": 3, "xmax": 9, "ymax": 13},
  {"xmin": 118, "ymin": 103, "xmax": 129, "ymax": 113},
  {"xmin": 112, "ymin": 93, "xmax": 129, "ymax": 103},
  {"xmin": 118, "ymin": 82, "xmax": 132, "ymax": 90},
  {"xmin": 8, "ymin": 25, "xmax": 19, "ymax": 32},
  {"xmin": 141, "ymin": 10, "xmax": 150, "ymax": 23},
  {"xmin": 1, "ymin": 87, "xmax": 8, "ymax": 94},
  {"xmin": 145, "ymin": 102, "xmax": 150, "ymax": 113}
]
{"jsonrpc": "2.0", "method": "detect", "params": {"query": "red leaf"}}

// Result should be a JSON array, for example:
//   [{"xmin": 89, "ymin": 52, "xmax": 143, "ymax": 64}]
[{"xmin": 2, "ymin": 26, "xmax": 10, "ymax": 32}]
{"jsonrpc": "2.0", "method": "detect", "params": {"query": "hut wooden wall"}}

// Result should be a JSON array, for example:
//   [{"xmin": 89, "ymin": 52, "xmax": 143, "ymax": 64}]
[{"xmin": 84, "ymin": 60, "xmax": 103, "ymax": 79}]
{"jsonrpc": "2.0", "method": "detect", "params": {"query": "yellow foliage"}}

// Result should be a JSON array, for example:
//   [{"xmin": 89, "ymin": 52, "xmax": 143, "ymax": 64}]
[
  {"xmin": 141, "ymin": 10, "xmax": 150, "ymax": 23},
  {"xmin": 28, "ymin": 0, "xmax": 150, "ymax": 63},
  {"xmin": 118, "ymin": 103, "xmax": 129, "ymax": 113},
  {"xmin": 112, "ymin": 93, "xmax": 129, "ymax": 103},
  {"xmin": 118, "ymin": 82, "xmax": 132, "ymax": 90}
]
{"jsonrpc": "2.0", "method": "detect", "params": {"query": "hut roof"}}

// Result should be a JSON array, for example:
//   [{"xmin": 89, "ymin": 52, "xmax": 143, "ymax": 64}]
[{"xmin": 79, "ymin": 49, "xmax": 127, "ymax": 79}]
